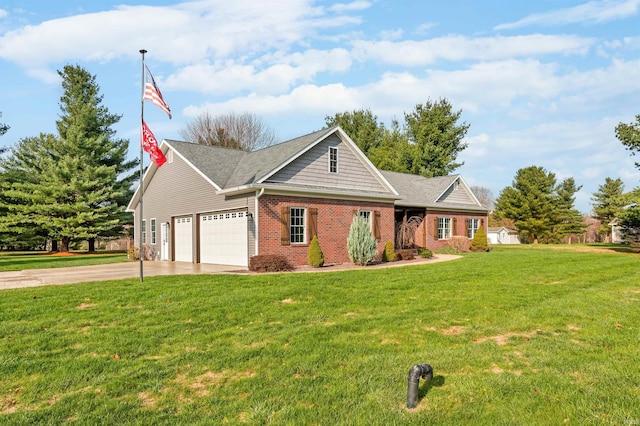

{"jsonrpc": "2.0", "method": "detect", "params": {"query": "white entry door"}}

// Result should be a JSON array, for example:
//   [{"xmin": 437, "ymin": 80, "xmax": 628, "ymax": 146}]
[
  {"xmin": 160, "ymin": 222, "xmax": 169, "ymax": 260},
  {"xmin": 199, "ymin": 211, "xmax": 248, "ymax": 266},
  {"xmin": 174, "ymin": 216, "xmax": 193, "ymax": 262}
]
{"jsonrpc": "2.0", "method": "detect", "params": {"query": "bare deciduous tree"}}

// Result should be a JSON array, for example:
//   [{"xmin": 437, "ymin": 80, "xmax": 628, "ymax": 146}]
[
  {"xmin": 470, "ymin": 185, "xmax": 495, "ymax": 210},
  {"xmin": 179, "ymin": 111, "xmax": 277, "ymax": 151}
]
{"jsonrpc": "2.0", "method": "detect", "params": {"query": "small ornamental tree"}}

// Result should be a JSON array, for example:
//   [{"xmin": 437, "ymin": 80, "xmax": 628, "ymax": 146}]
[
  {"xmin": 470, "ymin": 225, "xmax": 489, "ymax": 252},
  {"xmin": 381, "ymin": 240, "xmax": 396, "ymax": 262},
  {"xmin": 307, "ymin": 235, "xmax": 325, "ymax": 267},
  {"xmin": 347, "ymin": 215, "xmax": 378, "ymax": 266}
]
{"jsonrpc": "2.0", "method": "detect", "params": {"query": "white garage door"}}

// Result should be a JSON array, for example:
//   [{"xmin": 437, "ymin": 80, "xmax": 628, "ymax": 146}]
[
  {"xmin": 200, "ymin": 211, "xmax": 248, "ymax": 266},
  {"xmin": 174, "ymin": 216, "xmax": 193, "ymax": 262}
]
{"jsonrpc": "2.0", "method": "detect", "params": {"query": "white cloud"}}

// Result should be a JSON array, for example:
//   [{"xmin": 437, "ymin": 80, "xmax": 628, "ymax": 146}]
[
  {"xmin": 351, "ymin": 34, "xmax": 593, "ymax": 66},
  {"xmin": 0, "ymin": 9, "xmax": 8, "ymax": 19},
  {"xmin": 329, "ymin": 1, "xmax": 372, "ymax": 12},
  {"xmin": 495, "ymin": 0, "xmax": 640, "ymax": 30}
]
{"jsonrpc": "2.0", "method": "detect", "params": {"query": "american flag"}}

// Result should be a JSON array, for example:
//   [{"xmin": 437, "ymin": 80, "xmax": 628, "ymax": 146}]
[
  {"xmin": 141, "ymin": 120, "xmax": 167, "ymax": 167},
  {"xmin": 143, "ymin": 65, "xmax": 172, "ymax": 119}
]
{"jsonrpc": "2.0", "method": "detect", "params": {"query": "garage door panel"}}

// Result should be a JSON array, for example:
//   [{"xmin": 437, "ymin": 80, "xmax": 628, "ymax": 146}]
[{"xmin": 200, "ymin": 211, "xmax": 248, "ymax": 266}]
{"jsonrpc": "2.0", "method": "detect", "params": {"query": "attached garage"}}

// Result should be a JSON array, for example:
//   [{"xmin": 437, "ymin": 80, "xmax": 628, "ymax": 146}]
[
  {"xmin": 174, "ymin": 215, "xmax": 193, "ymax": 262},
  {"xmin": 199, "ymin": 210, "xmax": 249, "ymax": 267}
]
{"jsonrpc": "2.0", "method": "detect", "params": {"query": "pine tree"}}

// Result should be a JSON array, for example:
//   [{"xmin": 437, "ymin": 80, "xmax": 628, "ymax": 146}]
[
  {"xmin": 469, "ymin": 226, "xmax": 489, "ymax": 252},
  {"xmin": 0, "ymin": 65, "xmax": 134, "ymax": 251}
]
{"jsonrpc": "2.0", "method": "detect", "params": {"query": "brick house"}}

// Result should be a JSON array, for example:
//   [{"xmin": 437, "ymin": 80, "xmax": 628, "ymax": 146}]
[{"xmin": 127, "ymin": 126, "xmax": 487, "ymax": 266}]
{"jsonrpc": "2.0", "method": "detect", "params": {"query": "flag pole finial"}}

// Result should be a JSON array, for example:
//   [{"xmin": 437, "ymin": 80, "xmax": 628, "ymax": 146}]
[{"xmin": 140, "ymin": 49, "xmax": 147, "ymax": 54}]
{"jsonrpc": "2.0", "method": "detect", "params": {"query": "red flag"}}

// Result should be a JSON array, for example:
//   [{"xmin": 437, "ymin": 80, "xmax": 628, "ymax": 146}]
[
  {"xmin": 143, "ymin": 65, "xmax": 172, "ymax": 119},
  {"xmin": 141, "ymin": 120, "xmax": 167, "ymax": 167}
]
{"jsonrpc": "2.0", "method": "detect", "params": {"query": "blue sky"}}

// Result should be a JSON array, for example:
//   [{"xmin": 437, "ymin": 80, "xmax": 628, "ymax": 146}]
[{"xmin": 1, "ymin": 0, "xmax": 640, "ymax": 213}]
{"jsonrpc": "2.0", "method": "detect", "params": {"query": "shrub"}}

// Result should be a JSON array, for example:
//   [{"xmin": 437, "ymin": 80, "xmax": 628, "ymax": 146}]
[
  {"xmin": 417, "ymin": 247, "xmax": 433, "ymax": 258},
  {"xmin": 436, "ymin": 246, "xmax": 459, "ymax": 255},
  {"xmin": 347, "ymin": 215, "xmax": 378, "ymax": 266},
  {"xmin": 307, "ymin": 235, "xmax": 325, "ymax": 267},
  {"xmin": 381, "ymin": 240, "xmax": 396, "ymax": 262},
  {"xmin": 470, "ymin": 226, "xmax": 489, "ymax": 252},
  {"xmin": 249, "ymin": 255, "xmax": 294, "ymax": 273},
  {"xmin": 395, "ymin": 249, "xmax": 415, "ymax": 260},
  {"xmin": 448, "ymin": 236, "xmax": 470, "ymax": 253}
]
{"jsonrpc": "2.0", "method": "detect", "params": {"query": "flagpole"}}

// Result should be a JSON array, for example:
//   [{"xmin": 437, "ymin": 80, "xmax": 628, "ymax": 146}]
[{"xmin": 139, "ymin": 49, "xmax": 147, "ymax": 282}]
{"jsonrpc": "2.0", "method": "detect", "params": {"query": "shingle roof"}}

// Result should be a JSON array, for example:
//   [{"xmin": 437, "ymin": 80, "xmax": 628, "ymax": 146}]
[{"xmin": 380, "ymin": 170, "xmax": 486, "ymax": 211}]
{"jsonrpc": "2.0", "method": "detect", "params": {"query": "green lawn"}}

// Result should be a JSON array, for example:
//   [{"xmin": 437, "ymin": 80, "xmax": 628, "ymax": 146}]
[
  {"xmin": 0, "ymin": 252, "xmax": 127, "ymax": 272},
  {"xmin": 1, "ymin": 247, "xmax": 639, "ymax": 425}
]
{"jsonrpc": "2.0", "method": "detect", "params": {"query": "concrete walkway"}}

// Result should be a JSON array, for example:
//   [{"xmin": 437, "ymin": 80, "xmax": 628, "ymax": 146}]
[
  {"xmin": 0, "ymin": 261, "xmax": 247, "ymax": 290},
  {"xmin": 0, "ymin": 254, "xmax": 461, "ymax": 291}
]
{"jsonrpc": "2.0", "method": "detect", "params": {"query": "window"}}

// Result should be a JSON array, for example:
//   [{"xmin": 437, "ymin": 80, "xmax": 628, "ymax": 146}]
[
  {"xmin": 150, "ymin": 218, "xmax": 157, "ymax": 244},
  {"xmin": 167, "ymin": 150, "xmax": 174, "ymax": 164},
  {"xmin": 467, "ymin": 218, "xmax": 479, "ymax": 238},
  {"xmin": 437, "ymin": 217, "xmax": 451, "ymax": 240},
  {"xmin": 359, "ymin": 210, "xmax": 372, "ymax": 227},
  {"xmin": 141, "ymin": 219, "xmax": 147, "ymax": 244},
  {"xmin": 329, "ymin": 146, "xmax": 338, "ymax": 173},
  {"xmin": 290, "ymin": 207, "xmax": 306, "ymax": 244}
]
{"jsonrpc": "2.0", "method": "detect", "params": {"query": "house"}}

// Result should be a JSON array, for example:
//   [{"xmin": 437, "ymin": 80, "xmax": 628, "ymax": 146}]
[
  {"xmin": 487, "ymin": 227, "xmax": 521, "ymax": 244},
  {"xmin": 127, "ymin": 126, "xmax": 488, "ymax": 267}
]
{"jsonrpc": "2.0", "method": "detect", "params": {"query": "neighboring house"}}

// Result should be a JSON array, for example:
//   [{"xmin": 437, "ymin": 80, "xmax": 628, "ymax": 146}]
[
  {"xmin": 487, "ymin": 227, "xmax": 521, "ymax": 245},
  {"xmin": 610, "ymin": 203, "xmax": 638, "ymax": 243},
  {"xmin": 127, "ymin": 126, "xmax": 488, "ymax": 267}
]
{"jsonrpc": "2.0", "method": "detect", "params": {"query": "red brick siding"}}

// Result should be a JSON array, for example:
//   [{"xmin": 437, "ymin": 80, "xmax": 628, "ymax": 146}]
[
  {"xmin": 258, "ymin": 195, "xmax": 395, "ymax": 266},
  {"xmin": 419, "ymin": 210, "xmax": 488, "ymax": 251}
]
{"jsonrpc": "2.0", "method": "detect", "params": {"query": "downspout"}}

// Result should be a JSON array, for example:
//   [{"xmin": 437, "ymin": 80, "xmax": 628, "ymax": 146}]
[
  {"xmin": 254, "ymin": 188, "xmax": 265, "ymax": 256},
  {"xmin": 406, "ymin": 363, "xmax": 433, "ymax": 408}
]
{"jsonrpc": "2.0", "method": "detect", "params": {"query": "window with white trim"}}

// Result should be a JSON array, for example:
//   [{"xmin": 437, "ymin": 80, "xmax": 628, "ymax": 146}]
[
  {"xmin": 359, "ymin": 210, "xmax": 372, "ymax": 231},
  {"xmin": 329, "ymin": 146, "xmax": 338, "ymax": 173},
  {"xmin": 438, "ymin": 217, "xmax": 451, "ymax": 240},
  {"xmin": 467, "ymin": 218, "xmax": 479, "ymax": 239},
  {"xmin": 290, "ymin": 207, "xmax": 306, "ymax": 244},
  {"xmin": 150, "ymin": 218, "xmax": 157, "ymax": 244},
  {"xmin": 141, "ymin": 219, "xmax": 147, "ymax": 244}
]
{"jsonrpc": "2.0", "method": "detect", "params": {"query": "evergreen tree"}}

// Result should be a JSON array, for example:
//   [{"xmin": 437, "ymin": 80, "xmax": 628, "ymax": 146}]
[
  {"xmin": 0, "ymin": 112, "xmax": 8, "ymax": 137},
  {"xmin": 494, "ymin": 166, "xmax": 558, "ymax": 243},
  {"xmin": 0, "ymin": 65, "xmax": 133, "ymax": 252},
  {"xmin": 56, "ymin": 65, "xmax": 136, "ymax": 250},
  {"xmin": 469, "ymin": 225, "xmax": 489, "ymax": 252},
  {"xmin": 347, "ymin": 215, "xmax": 377, "ymax": 266},
  {"xmin": 307, "ymin": 235, "xmax": 325, "ymax": 267},
  {"xmin": 325, "ymin": 109, "xmax": 384, "ymax": 156},
  {"xmin": 591, "ymin": 177, "xmax": 626, "ymax": 236},
  {"xmin": 552, "ymin": 177, "xmax": 587, "ymax": 242}
]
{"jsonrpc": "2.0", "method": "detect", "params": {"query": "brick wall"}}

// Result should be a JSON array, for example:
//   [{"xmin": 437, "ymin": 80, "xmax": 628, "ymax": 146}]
[
  {"xmin": 416, "ymin": 210, "xmax": 488, "ymax": 251},
  {"xmin": 258, "ymin": 194, "xmax": 395, "ymax": 266}
]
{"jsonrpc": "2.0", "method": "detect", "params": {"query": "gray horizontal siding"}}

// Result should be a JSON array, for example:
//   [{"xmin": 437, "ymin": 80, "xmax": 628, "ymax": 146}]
[
  {"xmin": 267, "ymin": 134, "xmax": 388, "ymax": 193},
  {"xmin": 133, "ymin": 153, "xmax": 255, "ymax": 262},
  {"xmin": 438, "ymin": 182, "xmax": 477, "ymax": 205}
]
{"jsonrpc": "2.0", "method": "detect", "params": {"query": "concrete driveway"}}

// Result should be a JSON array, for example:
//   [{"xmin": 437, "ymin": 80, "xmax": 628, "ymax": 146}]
[{"xmin": 0, "ymin": 261, "xmax": 247, "ymax": 290}]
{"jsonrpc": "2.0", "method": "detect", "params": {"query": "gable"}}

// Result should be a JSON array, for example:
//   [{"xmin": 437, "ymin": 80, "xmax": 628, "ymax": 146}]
[
  {"xmin": 436, "ymin": 178, "xmax": 478, "ymax": 205},
  {"xmin": 266, "ymin": 133, "xmax": 389, "ymax": 193}
]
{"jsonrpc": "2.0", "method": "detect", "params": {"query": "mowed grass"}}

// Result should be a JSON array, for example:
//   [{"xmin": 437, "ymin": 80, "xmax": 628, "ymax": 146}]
[
  {"xmin": 0, "ymin": 252, "xmax": 127, "ymax": 272},
  {"xmin": 1, "ymin": 247, "xmax": 639, "ymax": 425}
]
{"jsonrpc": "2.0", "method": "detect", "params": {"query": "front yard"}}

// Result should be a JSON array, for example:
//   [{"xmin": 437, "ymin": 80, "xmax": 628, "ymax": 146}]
[{"xmin": 1, "ymin": 246, "xmax": 639, "ymax": 424}]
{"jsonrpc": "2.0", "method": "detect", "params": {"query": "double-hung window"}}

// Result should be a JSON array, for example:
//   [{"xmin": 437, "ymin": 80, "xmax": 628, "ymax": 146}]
[
  {"xmin": 329, "ymin": 147, "xmax": 338, "ymax": 173},
  {"xmin": 150, "ymin": 218, "xmax": 157, "ymax": 244},
  {"xmin": 290, "ymin": 207, "xmax": 306, "ymax": 244},
  {"xmin": 467, "ymin": 218, "xmax": 479, "ymax": 238},
  {"xmin": 437, "ymin": 217, "xmax": 451, "ymax": 240},
  {"xmin": 359, "ymin": 210, "xmax": 372, "ymax": 228},
  {"xmin": 141, "ymin": 219, "xmax": 147, "ymax": 244}
]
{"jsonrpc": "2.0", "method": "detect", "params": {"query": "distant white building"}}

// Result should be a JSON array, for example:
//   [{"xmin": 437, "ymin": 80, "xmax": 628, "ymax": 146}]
[{"xmin": 488, "ymin": 227, "xmax": 521, "ymax": 244}]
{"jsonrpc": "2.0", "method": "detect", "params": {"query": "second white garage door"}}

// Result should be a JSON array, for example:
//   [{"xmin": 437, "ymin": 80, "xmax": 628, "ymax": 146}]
[{"xmin": 199, "ymin": 211, "xmax": 248, "ymax": 266}]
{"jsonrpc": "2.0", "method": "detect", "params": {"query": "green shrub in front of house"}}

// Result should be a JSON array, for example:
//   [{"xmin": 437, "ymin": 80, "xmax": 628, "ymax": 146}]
[
  {"xmin": 347, "ymin": 215, "xmax": 377, "ymax": 266},
  {"xmin": 381, "ymin": 240, "xmax": 396, "ymax": 262},
  {"xmin": 470, "ymin": 226, "xmax": 490, "ymax": 252},
  {"xmin": 417, "ymin": 247, "xmax": 433, "ymax": 258},
  {"xmin": 307, "ymin": 235, "xmax": 324, "ymax": 267}
]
